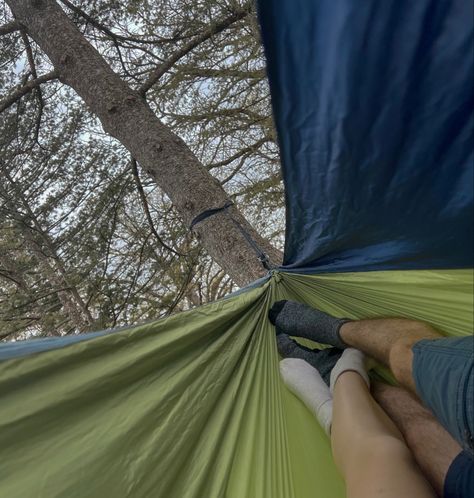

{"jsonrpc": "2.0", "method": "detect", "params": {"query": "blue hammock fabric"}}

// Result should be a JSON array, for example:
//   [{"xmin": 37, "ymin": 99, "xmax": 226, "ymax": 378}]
[{"xmin": 258, "ymin": 0, "xmax": 473, "ymax": 273}]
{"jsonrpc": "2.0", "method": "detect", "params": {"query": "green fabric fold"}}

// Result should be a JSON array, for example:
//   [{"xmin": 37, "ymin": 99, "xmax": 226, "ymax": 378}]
[{"xmin": 0, "ymin": 269, "xmax": 471, "ymax": 498}]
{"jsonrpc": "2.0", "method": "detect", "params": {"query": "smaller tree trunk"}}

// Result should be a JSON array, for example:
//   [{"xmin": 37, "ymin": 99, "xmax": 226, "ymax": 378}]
[{"xmin": 1, "ymin": 172, "xmax": 95, "ymax": 332}]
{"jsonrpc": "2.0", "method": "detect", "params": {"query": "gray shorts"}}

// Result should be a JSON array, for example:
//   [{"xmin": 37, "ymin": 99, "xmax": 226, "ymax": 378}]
[{"xmin": 412, "ymin": 336, "xmax": 474, "ymax": 456}]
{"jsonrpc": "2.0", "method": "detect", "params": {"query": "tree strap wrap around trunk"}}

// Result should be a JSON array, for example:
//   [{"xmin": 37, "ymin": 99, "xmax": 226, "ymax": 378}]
[{"xmin": 190, "ymin": 201, "xmax": 272, "ymax": 271}]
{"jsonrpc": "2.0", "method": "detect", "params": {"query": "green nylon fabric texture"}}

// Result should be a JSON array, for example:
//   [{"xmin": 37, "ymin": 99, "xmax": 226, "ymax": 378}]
[{"xmin": 0, "ymin": 269, "xmax": 472, "ymax": 498}]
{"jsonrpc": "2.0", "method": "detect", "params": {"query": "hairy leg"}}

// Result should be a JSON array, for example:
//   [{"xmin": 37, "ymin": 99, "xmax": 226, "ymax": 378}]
[
  {"xmin": 372, "ymin": 381, "xmax": 462, "ymax": 497},
  {"xmin": 339, "ymin": 319, "xmax": 441, "ymax": 393},
  {"xmin": 331, "ymin": 371, "xmax": 436, "ymax": 498}
]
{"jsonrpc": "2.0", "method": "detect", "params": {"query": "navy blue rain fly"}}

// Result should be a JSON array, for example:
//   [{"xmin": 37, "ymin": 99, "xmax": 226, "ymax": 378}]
[{"xmin": 258, "ymin": 0, "xmax": 473, "ymax": 273}]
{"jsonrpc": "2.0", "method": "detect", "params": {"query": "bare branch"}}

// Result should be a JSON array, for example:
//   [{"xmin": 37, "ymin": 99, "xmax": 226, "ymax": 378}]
[
  {"xmin": 55, "ymin": 0, "xmax": 139, "ymax": 79},
  {"xmin": 0, "ymin": 20, "xmax": 20, "ymax": 36},
  {"xmin": 166, "ymin": 107, "xmax": 268, "ymax": 124},
  {"xmin": 0, "ymin": 70, "xmax": 59, "ymax": 113},
  {"xmin": 20, "ymin": 30, "xmax": 38, "ymax": 78},
  {"xmin": 165, "ymin": 257, "xmax": 199, "ymax": 316},
  {"xmin": 138, "ymin": 2, "xmax": 252, "ymax": 96},
  {"xmin": 130, "ymin": 157, "xmax": 186, "ymax": 258},
  {"xmin": 58, "ymin": 0, "xmax": 183, "ymax": 45},
  {"xmin": 222, "ymin": 154, "xmax": 249, "ymax": 185},
  {"xmin": 20, "ymin": 30, "xmax": 45, "ymax": 143},
  {"xmin": 177, "ymin": 66, "xmax": 265, "ymax": 80},
  {"xmin": 0, "ymin": 315, "xmax": 41, "ymax": 322},
  {"xmin": 208, "ymin": 138, "xmax": 271, "ymax": 169},
  {"xmin": 0, "ymin": 270, "xmax": 26, "ymax": 288}
]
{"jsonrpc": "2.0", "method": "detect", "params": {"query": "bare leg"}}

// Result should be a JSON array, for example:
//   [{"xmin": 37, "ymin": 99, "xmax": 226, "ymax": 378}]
[
  {"xmin": 339, "ymin": 319, "xmax": 441, "ymax": 393},
  {"xmin": 372, "ymin": 381, "xmax": 462, "ymax": 497},
  {"xmin": 331, "ymin": 371, "xmax": 436, "ymax": 498}
]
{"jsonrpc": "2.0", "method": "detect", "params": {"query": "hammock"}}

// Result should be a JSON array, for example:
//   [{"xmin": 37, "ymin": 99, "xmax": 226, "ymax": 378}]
[{"xmin": 0, "ymin": 0, "xmax": 472, "ymax": 496}]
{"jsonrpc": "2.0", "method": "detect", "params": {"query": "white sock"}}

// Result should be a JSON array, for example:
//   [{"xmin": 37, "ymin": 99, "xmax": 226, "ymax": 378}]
[
  {"xmin": 329, "ymin": 348, "xmax": 370, "ymax": 394},
  {"xmin": 279, "ymin": 358, "xmax": 333, "ymax": 435}
]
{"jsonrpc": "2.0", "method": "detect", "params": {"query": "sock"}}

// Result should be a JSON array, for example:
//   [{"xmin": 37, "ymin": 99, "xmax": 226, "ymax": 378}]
[
  {"xmin": 276, "ymin": 332, "xmax": 343, "ymax": 386},
  {"xmin": 279, "ymin": 358, "xmax": 333, "ymax": 435},
  {"xmin": 269, "ymin": 300, "xmax": 350, "ymax": 349},
  {"xmin": 329, "ymin": 348, "xmax": 370, "ymax": 394}
]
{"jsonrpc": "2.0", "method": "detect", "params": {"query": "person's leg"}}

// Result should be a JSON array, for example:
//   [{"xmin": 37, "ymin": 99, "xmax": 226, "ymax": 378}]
[
  {"xmin": 339, "ymin": 318, "xmax": 441, "ymax": 393},
  {"xmin": 269, "ymin": 300, "xmax": 441, "ymax": 393},
  {"xmin": 371, "ymin": 381, "xmax": 462, "ymax": 497},
  {"xmin": 279, "ymin": 358, "xmax": 333, "ymax": 434},
  {"xmin": 277, "ymin": 334, "xmax": 466, "ymax": 496},
  {"xmin": 279, "ymin": 349, "xmax": 439, "ymax": 497},
  {"xmin": 331, "ymin": 371, "xmax": 436, "ymax": 498},
  {"xmin": 269, "ymin": 301, "xmax": 474, "ymax": 454}
]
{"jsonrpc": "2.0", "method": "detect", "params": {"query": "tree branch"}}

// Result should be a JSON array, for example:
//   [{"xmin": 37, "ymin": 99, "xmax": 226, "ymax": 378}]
[
  {"xmin": 0, "ymin": 20, "xmax": 20, "ymax": 36},
  {"xmin": 165, "ymin": 256, "xmax": 199, "ymax": 316},
  {"xmin": 0, "ymin": 269, "xmax": 25, "ymax": 288},
  {"xmin": 0, "ymin": 70, "xmax": 59, "ymax": 113},
  {"xmin": 138, "ymin": 3, "xmax": 252, "ymax": 96},
  {"xmin": 57, "ymin": 0, "xmax": 140, "ymax": 79},
  {"xmin": 130, "ymin": 157, "xmax": 186, "ymax": 258},
  {"xmin": 221, "ymin": 153, "xmax": 249, "ymax": 185},
  {"xmin": 58, "ymin": 0, "xmax": 183, "ymax": 45},
  {"xmin": 20, "ymin": 30, "xmax": 45, "ymax": 143},
  {"xmin": 208, "ymin": 138, "xmax": 271, "ymax": 169},
  {"xmin": 20, "ymin": 30, "xmax": 38, "ymax": 78},
  {"xmin": 166, "ymin": 107, "xmax": 268, "ymax": 124},
  {"xmin": 177, "ymin": 65, "xmax": 265, "ymax": 80}
]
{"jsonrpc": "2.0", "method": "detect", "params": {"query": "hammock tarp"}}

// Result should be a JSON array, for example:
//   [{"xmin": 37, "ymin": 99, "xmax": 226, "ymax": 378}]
[
  {"xmin": 0, "ymin": 270, "xmax": 472, "ymax": 498},
  {"xmin": 258, "ymin": 0, "xmax": 473, "ymax": 273},
  {"xmin": 1, "ymin": 0, "xmax": 472, "ymax": 497}
]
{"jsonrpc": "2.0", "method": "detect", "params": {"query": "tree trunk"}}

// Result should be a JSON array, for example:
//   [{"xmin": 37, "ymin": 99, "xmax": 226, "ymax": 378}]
[
  {"xmin": 0, "ymin": 174, "xmax": 95, "ymax": 332},
  {"xmin": 6, "ymin": 0, "xmax": 282, "ymax": 287},
  {"xmin": 22, "ymin": 228, "xmax": 95, "ymax": 332}
]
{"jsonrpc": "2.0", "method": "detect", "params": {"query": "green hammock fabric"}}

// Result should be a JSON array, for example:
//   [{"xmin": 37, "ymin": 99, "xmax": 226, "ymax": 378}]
[{"xmin": 0, "ymin": 269, "xmax": 472, "ymax": 498}]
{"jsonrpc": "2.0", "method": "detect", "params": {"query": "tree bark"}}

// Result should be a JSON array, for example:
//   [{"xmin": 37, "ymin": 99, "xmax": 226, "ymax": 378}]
[{"xmin": 5, "ymin": 0, "xmax": 282, "ymax": 287}]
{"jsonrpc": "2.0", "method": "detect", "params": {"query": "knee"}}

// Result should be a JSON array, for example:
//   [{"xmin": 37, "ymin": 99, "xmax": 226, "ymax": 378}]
[
  {"xmin": 388, "ymin": 320, "xmax": 439, "ymax": 380},
  {"xmin": 389, "ymin": 337, "xmax": 414, "ymax": 369}
]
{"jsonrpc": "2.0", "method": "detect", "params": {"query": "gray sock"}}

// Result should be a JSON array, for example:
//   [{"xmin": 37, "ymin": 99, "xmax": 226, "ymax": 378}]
[
  {"xmin": 269, "ymin": 300, "xmax": 350, "ymax": 349},
  {"xmin": 276, "ymin": 332, "xmax": 343, "ymax": 386}
]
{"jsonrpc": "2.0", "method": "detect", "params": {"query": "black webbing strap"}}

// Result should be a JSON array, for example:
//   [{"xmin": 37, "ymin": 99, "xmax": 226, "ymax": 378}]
[
  {"xmin": 189, "ymin": 200, "xmax": 234, "ymax": 230},
  {"xmin": 227, "ymin": 216, "xmax": 272, "ymax": 271},
  {"xmin": 189, "ymin": 200, "xmax": 272, "ymax": 271}
]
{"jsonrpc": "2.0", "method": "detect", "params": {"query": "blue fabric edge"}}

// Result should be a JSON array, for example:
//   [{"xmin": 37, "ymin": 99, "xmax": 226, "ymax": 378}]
[{"xmin": 0, "ymin": 273, "xmax": 271, "ymax": 362}]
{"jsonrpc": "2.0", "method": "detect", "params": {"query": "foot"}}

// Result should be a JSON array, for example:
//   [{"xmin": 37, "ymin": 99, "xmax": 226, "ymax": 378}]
[
  {"xmin": 279, "ymin": 358, "xmax": 333, "ymax": 435},
  {"xmin": 269, "ymin": 300, "xmax": 350, "ymax": 349},
  {"xmin": 276, "ymin": 332, "xmax": 343, "ymax": 386}
]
